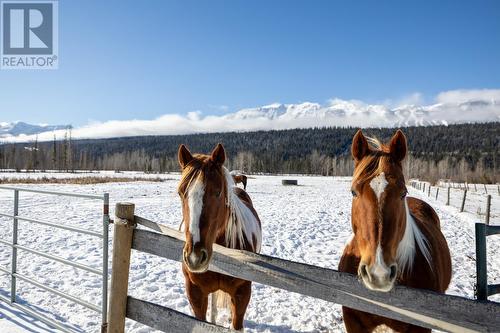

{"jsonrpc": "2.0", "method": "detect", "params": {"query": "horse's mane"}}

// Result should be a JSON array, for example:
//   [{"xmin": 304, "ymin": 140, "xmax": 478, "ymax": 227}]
[
  {"xmin": 399, "ymin": 201, "xmax": 432, "ymax": 273},
  {"xmin": 223, "ymin": 167, "xmax": 261, "ymax": 252},
  {"xmin": 351, "ymin": 135, "xmax": 432, "ymax": 273}
]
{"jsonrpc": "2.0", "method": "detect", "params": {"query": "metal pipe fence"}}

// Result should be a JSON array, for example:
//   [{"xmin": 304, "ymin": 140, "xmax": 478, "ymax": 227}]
[
  {"xmin": 0, "ymin": 185, "xmax": 110, "ymax": 332},
  {"xmin": 475, "ymin": 223, "xmax": 500, "ymax": 301}
]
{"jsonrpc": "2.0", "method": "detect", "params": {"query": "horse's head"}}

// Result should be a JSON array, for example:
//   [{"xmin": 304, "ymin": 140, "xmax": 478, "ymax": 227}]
[
  {"xmin": 350, "ymin": 129, "xmax": 408, "ymax": 292},
  {"xmin": 177, "ymin": 143, "xmax": 228, "ymax": 273}
]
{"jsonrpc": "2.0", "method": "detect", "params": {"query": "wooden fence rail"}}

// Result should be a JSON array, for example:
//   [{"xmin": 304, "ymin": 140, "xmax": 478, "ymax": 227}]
[
  {"xmin": 126, "ymin": 296, "xmax": 233, "ymax": 333},
  {"xmin": 107, "ymin": 203, "xmax": 500, "ymax": 333}
]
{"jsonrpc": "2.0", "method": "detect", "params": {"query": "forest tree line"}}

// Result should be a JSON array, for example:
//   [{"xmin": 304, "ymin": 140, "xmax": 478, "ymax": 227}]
[{"xmin": 0, "ymin": 122, "xmax": 498, "ymax": 183}]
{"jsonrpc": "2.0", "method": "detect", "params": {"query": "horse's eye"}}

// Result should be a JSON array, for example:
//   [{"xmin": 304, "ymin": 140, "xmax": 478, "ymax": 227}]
[
  {"xmin": 215, "ymin": 191, "xmax": 222, "ymax": 198},
  {"xmin": 401, "ymin": 190, "xmax": 408, "ymax": 199},
  {"xmin": 351, "ymin": 190, "xmax": 358, "ymax": 198}
]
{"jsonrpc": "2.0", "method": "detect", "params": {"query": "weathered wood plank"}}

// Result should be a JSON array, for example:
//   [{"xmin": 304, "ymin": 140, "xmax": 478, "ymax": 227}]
[
  {"xmin": 126, "ymin": 296, "xmax": 234, "ymax": 333},
  {"xmin": 133, "ymin": 216, "xmax": 500, "ymax": 332}
]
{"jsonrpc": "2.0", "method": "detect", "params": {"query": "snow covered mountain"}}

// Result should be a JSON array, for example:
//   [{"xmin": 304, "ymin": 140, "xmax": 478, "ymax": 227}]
[
  {"xmin": 225, "ymin": 98, "xmax": 500, "ymax": 127},
  {"xmin": 0, "ymin": 122, "xmax": 68, "ymax": 138},
  {"xmin": 1, "ymin": 89, "xmax": 499, "ymax": 142}
]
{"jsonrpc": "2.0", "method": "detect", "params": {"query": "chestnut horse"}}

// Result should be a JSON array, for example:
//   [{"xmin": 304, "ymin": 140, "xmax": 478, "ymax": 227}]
[
  {"xmin": 231, "ymin": 172, "xmax": 248, "ymax": 190},
  {"xmin": 177, "ymin": 143, "xmax": 262, "ymax": 331},
  {"xmin": 338, "ymin": 130, "xmax": 452, "ymax": 333}
]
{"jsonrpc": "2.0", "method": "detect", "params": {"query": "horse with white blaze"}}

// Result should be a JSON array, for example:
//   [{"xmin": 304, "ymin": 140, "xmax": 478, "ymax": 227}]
[{"xmin": 177, "ymin": 143, "xmax": 262, "ymax": 331}]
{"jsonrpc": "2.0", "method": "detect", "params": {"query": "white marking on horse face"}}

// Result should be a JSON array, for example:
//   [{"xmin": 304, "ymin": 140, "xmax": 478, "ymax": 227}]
[
  {"xmin": 187, "ymin": 178, "xmax": 205, "ymax": 245},
  {"xmin": 371, "ymin": 245, "xmax": 390, "ymax": 279},
  {"xmin": 370, "ymin": 172, "xmax": 388, "ymax": 201}
]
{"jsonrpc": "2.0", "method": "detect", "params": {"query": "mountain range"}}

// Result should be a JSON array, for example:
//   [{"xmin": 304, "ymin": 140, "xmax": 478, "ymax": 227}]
[
  {"xmin": 0, "ymin": 122, "xmax": 68, "ymax": 139},
  {"xmin": 226, "ymin": 98, "xmax": 500, "ymax": 127},
  {"xmin": 1, "ymin": 89, "xmax": 499, "ymax": 142}
]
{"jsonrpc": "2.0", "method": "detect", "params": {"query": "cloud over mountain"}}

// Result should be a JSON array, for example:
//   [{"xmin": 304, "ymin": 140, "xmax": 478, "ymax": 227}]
[{"xmin": 2, "ymin": 89, "xmax": 499, "ymax": 143}]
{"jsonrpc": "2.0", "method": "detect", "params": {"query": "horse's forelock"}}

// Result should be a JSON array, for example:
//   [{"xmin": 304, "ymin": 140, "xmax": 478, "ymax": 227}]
[
  {"xmin": 352, "ymin": 136, "xmax": 397, "ymax": 186},
  {"xmin": 178, "ymin": 159, "xmax": 205, "ymax": 196},
  {"xmin": 179, "ymin": 155, "xmax": 227, "ymax": 203}
]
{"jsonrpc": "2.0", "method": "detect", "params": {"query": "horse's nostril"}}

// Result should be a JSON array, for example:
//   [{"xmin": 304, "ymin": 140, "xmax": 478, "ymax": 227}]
[
  {"xmin": 359, "ymin": 264, "xmax": 369, "ymax": 280},
  {"xmin": 199, "ymin": 249, "xmax": 208, "ymax": 265},
  {"xmin": 389, "ymin": 264, "xmax": 397, "ymax": 280}
]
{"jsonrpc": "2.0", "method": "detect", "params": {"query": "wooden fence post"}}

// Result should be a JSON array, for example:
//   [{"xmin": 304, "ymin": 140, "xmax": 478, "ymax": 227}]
[
  {"xmin": 484, "ymin": 184, "xmax": 488, "ymax": 194},
  {"xmin": 460, "ymin": 189, "xmax": 467, "ymax": 212},
  {"xmin": 427, "ymin": 185, "xmax": 431, "ymax": 197},
  {"xmin": 435, "ymin": 187, "xmax": 439, "ymax": 200},
  {"xmin": 423, "ymin": 183, "xmax": 426, "ymax": 193},
  {"xmin": 108, "ymin": 202, "xmax": 136, "ymax": 333},
  {"xmin": 446, "ymin": 187, "xmax": 450, "ymax": 206},
  {"xmin": 474, "ymin": 183, "xmax": 477, "ymax": 192},
  {"xmin": 485, "ymin": 195, "xmax": 491, "ymax": 225}
]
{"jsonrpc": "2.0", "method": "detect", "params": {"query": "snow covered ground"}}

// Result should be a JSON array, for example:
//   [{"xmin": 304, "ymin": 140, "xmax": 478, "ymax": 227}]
[{"xmin": 0, "ymin": 171, "xmax": 498, "ymax": 333}]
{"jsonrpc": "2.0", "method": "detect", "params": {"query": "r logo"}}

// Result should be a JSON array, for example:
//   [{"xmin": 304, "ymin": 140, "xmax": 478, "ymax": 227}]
[
  {"xmin": 2, "ymin": 3, "xmax": 53, "ymax": 54},
  {"xmin": 1, "ymin": 1, "xmax": 58, "ymax": 69}
]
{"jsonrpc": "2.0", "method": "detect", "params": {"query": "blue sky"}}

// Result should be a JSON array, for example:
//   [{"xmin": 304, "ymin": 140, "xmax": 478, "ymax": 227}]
[{"xmin": 1, "ymin": 0, "xmax": 500, "ymax": 126}]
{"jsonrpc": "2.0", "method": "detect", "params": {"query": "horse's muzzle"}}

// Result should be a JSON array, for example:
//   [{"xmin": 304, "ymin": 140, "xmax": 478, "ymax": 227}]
[
  {"xmin": 359, "ymin": 262, "xmax": 397, "ymax": 292},
  {"xmin": 183, "ymin": 247, "xmax": 210, "ymax": 273}
]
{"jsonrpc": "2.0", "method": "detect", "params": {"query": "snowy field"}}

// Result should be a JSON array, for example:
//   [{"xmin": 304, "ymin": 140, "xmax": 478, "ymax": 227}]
[{"xmin": 0, "ymin": 171, "xmax": 498, "ymax": 333}]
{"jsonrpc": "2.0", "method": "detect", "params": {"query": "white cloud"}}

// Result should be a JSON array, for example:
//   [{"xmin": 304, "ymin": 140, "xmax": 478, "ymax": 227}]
[
  {"xmin": 1, "ymin": 89, "xmax": 499, "ymax": 143},
  {"xmin": 436, "ymin": 89, "xmax": 500, "ymax": 104}
]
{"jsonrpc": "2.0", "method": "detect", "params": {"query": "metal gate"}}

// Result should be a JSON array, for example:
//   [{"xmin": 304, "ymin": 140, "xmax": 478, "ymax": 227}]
[
  {"xmin": 0, "ymin": 185, "xmax": 110, "ymax": 332},
  {"xmin": 475, "ymin": 222, "xmax": 500, "ymax": 300}
]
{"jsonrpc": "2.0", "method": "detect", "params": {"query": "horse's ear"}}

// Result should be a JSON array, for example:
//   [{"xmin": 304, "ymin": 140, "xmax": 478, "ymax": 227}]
[
  {"xmin": 389, "ymin": 129, "xmax": 407, "ymax": 162},
  {"xmin": 178, "ymin": 144, "xmax": 194, "ymax": 169},
  {"xmin": 210, "ymin": 143, "xmax": 226, "ymax": 165},
  {"xmin": 352, "ymin": 130, "xmax": 369, "ymax": 162}
]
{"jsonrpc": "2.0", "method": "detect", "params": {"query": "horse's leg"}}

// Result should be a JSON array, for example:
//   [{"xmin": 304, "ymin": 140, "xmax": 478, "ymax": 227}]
[
  {"xmin": 342, "ymin": 307, "xmax": 377, "ymax": 333},
  {"xmin": 185, "ymin": 280, "xmax": 208, "ymax": 321},
  {"xmin": 230, "ymin": 281, "xmax": 251, "ymax": 331}
]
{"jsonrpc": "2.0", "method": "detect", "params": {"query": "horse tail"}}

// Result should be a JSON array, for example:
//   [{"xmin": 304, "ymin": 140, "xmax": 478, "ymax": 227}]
[{"xmin": 209, "ymin": 290, "xmax": 232, "ymax": 324}]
